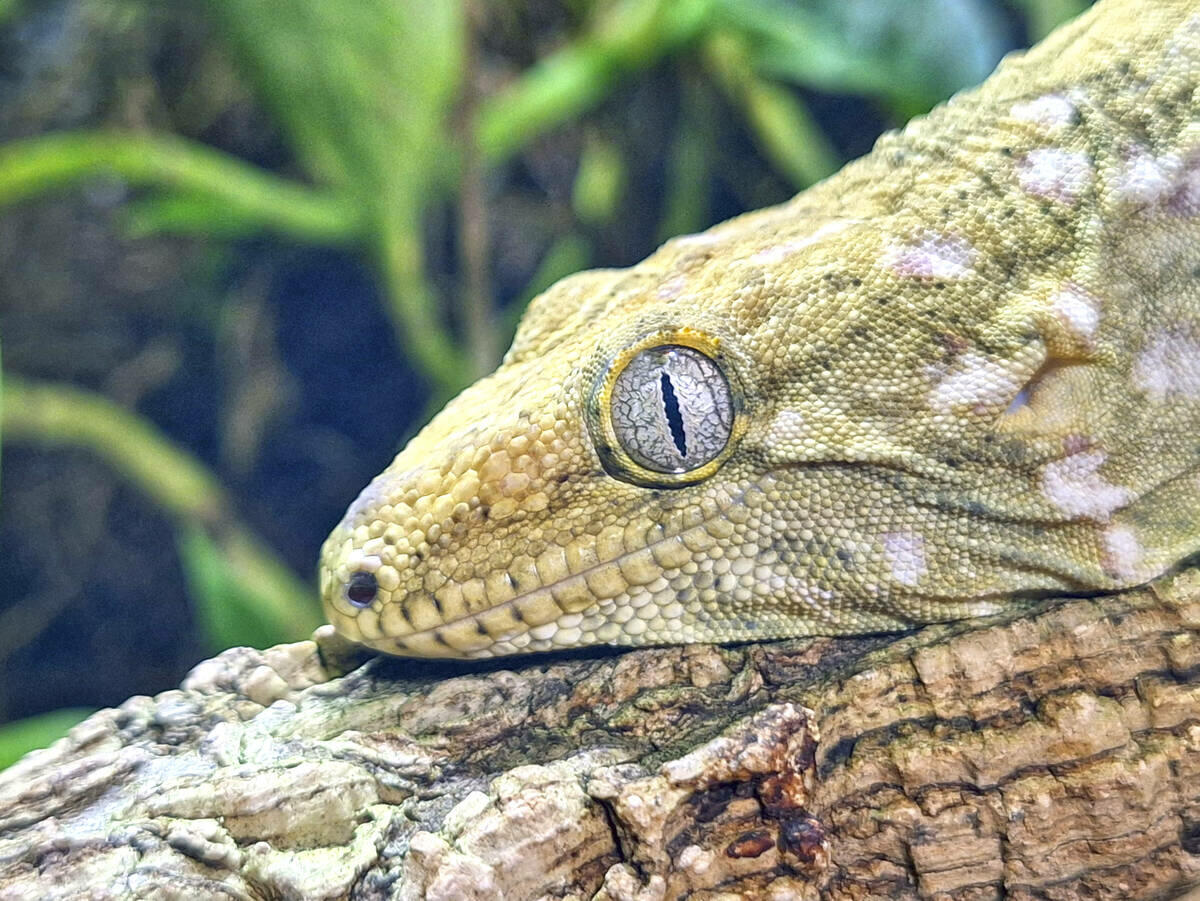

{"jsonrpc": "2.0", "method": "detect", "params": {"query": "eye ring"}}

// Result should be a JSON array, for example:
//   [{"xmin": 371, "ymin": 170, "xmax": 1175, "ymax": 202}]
[{"xmin": 587, "ymin": 329, "xmax": 746, "ymax": 488}]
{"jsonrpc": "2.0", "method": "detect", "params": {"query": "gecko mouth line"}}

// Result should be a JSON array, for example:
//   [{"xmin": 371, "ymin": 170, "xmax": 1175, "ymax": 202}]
[
  {"xmin": 386, "ymin": 530, "xmax": 712, "ymax": 654},
  {"xmin": 363, "ymin": 488, "xmax": 749, "ymax": 656}
]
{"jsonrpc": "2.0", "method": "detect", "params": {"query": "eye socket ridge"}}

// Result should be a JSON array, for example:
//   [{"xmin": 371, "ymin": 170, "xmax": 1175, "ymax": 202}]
[{"xmin": 589, "ymin": 331, "xmax": 745, "ymax": 487}]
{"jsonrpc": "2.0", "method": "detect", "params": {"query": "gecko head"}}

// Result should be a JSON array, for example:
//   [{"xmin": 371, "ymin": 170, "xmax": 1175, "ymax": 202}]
[
  {"xmin": 317, "ymin": 358, "xmax": 599, "ymax": 658},
  {"xmin": 319, "ymin": 261, "xmax": 763, "ymax": 658},
  {"xmin": 317, "ymin": 1, "xmax": 1200, "ymax": 657},
  {"xmin": 317, "ymin": 210, "xmax": 1018, "ymax": 659},
  {"xmin": 319, "ymin": 166, "xmax": 1192, "ymax": 658}
]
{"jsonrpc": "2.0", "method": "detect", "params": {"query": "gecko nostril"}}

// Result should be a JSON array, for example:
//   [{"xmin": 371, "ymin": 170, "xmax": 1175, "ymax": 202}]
[{"xmin": 346, "ymin": 571, "xmax": 379, "ymax": 607}]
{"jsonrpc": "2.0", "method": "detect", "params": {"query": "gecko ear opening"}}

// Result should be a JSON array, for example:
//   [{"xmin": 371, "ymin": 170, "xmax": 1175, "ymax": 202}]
[
  {"xmin": 999, "ymin": 285, "xmax": 1104, "ymax": 428},
  {"xmin": 997, "ymin": 357, "xmax": 1088, "ymax": 434}
]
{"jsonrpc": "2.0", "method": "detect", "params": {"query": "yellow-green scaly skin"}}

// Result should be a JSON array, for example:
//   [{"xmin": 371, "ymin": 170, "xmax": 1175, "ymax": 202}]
[{"xmin": 321, "ymin": 0, "xmax": 1200, "ymax": 658}]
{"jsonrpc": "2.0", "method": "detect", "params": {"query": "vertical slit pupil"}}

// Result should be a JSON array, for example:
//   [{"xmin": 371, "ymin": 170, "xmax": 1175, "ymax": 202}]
[{"xmin": 660, "ymin": 371, "xmax": 688, "ymax": 457}]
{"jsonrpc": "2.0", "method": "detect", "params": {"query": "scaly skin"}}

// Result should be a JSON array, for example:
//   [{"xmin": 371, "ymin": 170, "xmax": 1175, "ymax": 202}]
[{"xmin": 320, "ymin": 0, "xmax": 1200, "ymax": 658}]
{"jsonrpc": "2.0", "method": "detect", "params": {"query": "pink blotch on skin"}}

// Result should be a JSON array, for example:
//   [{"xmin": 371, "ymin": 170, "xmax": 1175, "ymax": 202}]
[
  {"xmin": 749, "ymin": 219, "xmax": 860, "ymax": 265},
  {"xmin": 885, "ymin": 232, "xmax": 977, "ymax": 280},
  {"xmin": 656, "ymin": 276, "xmax": 686, "ymax": 300},
  {"xmin": 1166, "ymin": 151, "xmax": 1200, "ymax": 216},
  {"xmin": 1009, "ymin": 94, "xmax": 1079, "ymax": 130},
  {"xmin": 1102, "ymin": 524, "xmax": 1144, "ymax": 583},
  {"xmin": 1112, "ymin": 150, "xmax": 1179, "ymax": 207},
  {"xmin": 929, "ymin": 351, "xmax": 1028, "ymax": 415},
  {"xmin": 1050, "ymin": 285, "xmax": 1101, "ymax": 343},
  {"xmin": 669, "ymin": 231, "xmax": 724, "ymax": 249},
  {"xmin": 1015, "ymin": 148, "xmax": 1093, "ymax": 203}
]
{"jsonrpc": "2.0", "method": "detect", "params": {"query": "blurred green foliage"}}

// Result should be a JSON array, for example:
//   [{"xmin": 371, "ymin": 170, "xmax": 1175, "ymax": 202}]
[
  {"xmin": 0, "ymin": 0, "xmax": 1087, "ymax": 763},
  {"xmin": 206, "ymin": 0, "xmax": 469, "ymax": 389}
]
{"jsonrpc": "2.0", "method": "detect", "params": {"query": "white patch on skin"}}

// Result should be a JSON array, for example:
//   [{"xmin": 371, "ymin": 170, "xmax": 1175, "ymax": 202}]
[
  {"xmin": 1112, "ymin": 151, "xmax": 1179, "ymax": 206},
  {"xmin": 656, "ymin": 276, "xmax": 686, "ymax": 300},
  {"xmin": 1040, "ymin": 449, "xmax": 1132, "ymax": 521},
  {"xmin": 1102, "ymin": 524, "xmax": 1144, "ymax": 582},
  {"xmin": 1015, "ymin": 149, "xmax": 1093, "ymax": 203},
  {"xmin": 885, "ymin": 232, "xmax": 977, "ymax": 280},
  {"xmin": 881, "ymin": 531, "xmax": 927, "ymax": 587},
  {"xmin": 344, "ymin": 549, "xmax": 382, "ymax": 573},
  {"xmin": 749, "ymin": 219, "xmax": 859, "ymax": 264},
  {"xmin": 929, "ymin": 352, "xmax": 1027, "ymax": 414},
  {"xmin": 1133, "ymin": 329, "xmax": 1200, "ymax": 401},
  {"xmin": 1009, "ymin": 94, "xmax": 1078, "ymax": 129},
  {"xmin": 765, "ymin": 409, "xmax": 807, "ymax": 444},
  {"xmin": 1050, "ymin": 284, "xmax": 1101, "ymax": 342},
  {"xmin": 668, "ymin": 231, "xmax": 724, "ymax": 250},
  {"xmin": 787, "ymin": 576, "xmax": 838, "ymax": 621},
  {"xmin": 747, "ymin": 243, "xmax": 797, "ymax": 265},
  {"xmin": 789, "ymin": 576, "xmax": 834, "ymax": 602}
]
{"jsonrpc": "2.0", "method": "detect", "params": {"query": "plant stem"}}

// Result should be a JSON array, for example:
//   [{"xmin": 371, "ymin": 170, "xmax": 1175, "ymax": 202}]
[
  {"xmin": 475, "ymin": 0, "xmax": 716, "ymax": 165},
  {"xmin": 375, "ymin": 212, "xmax": 471, "ymax": 400},
  {"xmin": 0, "ymin": 377, "xmax": 321, "ymax": 636},
  {"xmin": 456, "ymin": 0, "xmax": 499, "ymax": 378},
  {"xmin": 703, "ymin": 32, "xmax": 839, "ymax": 189}
]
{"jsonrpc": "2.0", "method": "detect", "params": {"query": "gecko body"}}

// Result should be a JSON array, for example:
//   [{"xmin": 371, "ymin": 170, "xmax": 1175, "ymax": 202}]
[{"xmin": 321, "ymin": 0, "xmax": 1200, "ymax": 658}]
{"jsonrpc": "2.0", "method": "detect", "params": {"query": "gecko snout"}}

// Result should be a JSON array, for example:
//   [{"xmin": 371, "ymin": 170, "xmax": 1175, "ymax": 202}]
[{"xmin": 319, "ymin": 394, "xmax": 599, "ymax": 656}]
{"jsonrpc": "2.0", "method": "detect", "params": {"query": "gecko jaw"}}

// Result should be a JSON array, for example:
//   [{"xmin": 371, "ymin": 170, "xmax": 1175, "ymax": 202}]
[{"xmin": 323, "ymin": 489, "xmax": 748, "ymax": 658}]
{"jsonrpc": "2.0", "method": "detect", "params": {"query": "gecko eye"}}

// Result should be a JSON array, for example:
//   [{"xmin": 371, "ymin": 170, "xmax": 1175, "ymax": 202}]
[
  {"xmin": 609, "ymin": 345, "xmax": 734, "ymax": 474},
  {"xmin": 346, "ymin": 571, "xmax": 378, "ymax": 607}
]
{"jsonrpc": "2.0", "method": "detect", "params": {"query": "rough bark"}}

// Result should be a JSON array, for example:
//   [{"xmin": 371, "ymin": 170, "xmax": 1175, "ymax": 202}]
[{"xmin": 2, "ymin": 569, "xmax": 1199, "ymax": 900}]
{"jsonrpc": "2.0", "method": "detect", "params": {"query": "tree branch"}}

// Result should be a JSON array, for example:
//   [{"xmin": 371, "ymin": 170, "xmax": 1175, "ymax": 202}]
[{"xmin": 2, "ymin": 569, "xmax": 1197, "ymax": 899}]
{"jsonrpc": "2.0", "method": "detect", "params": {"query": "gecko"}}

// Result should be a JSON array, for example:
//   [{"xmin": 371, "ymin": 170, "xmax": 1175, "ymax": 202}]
[{"xmin": 319, "ymin": 0, "xmax": 1200, "ymax": 658}]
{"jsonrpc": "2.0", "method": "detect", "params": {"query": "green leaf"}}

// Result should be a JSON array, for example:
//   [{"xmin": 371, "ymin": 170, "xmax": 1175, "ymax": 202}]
[
  {"xmin": 206, "ymin": 0, "xmax": 465, "ymax": 201},
  {"xmin": 205, "ymin": 0, "xmax": 471, "ymax": 394},
  {"xmin": 657, "ymin": 78, "xmax": 716, "ymax": 242},
  {"xmin": 476, "ymin": 0, "xmax": 717, "ymax": 164},
  {"xmin": 0, "ymin": 338, "xmax": 4, "ymax": 505},
  {"xmin": 0, "ymin": 709, "xmax": 94, "ymax": 771},
  {"xmin": 178, "ymin": 526, "xmax": 300, "ymax": 652},
  {"xmin": 703, "ymin": 31, "xmax": 839, "ymax": 188},
  {"xmin": 1, "ymin": 377, "xmax": 322, "ymax": 648},
  {"xmin": 0, "ymin": 131, "xmax": 362, "ymax": 244},
  {"xmin": 572, "ymin": 135, "xmax": 626, "ymax": 226},
  {"xmin": 717, "ymin": 0, "xmax": 1010, "ymax": 116}
]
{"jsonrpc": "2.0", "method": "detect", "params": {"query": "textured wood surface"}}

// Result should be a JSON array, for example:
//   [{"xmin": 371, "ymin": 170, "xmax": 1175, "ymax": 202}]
[{"xmin": 1, "ymin": 569, "xmax": 1198, "ymax": 899}]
